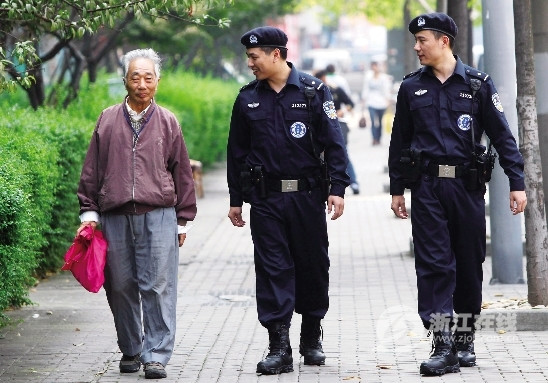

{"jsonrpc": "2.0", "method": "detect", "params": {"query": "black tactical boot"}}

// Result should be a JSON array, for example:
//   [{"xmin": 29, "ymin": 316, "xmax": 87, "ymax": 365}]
[
  {"xmin": 419, "ymin": 330, "xmax": 460, "ymax": 376},
  {"xmin": 299, "ymin": 316, "xmax": 326, "ymax": 366},
  {"xmin": 256, "ymin": 322, "xmax": 293, "ymax": 375},
  {"xmin": 454, "ymin": 330, "xmax": 476, "ymax": 367}
]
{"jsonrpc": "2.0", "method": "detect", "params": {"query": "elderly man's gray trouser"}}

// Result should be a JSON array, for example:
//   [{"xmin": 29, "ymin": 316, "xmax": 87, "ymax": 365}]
[{"xmin": 102, "ymin": 207, "xmax": 179, "ymax": 366}]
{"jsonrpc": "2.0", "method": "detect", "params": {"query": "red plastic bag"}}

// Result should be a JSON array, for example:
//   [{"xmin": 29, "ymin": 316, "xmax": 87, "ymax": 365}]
[{"xmin": 61, "ymin": 226, "xmax": 108, "ymax": 293}]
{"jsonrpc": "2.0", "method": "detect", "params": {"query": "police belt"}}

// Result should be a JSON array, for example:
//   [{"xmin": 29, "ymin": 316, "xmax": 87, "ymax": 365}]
[
  {"xmin": 425, "ymin": 162, "xmax": 468, "ymax": 178},
  {"xmin": 266, "ymin": 177, "xmax": 315, "ymax": 192}
]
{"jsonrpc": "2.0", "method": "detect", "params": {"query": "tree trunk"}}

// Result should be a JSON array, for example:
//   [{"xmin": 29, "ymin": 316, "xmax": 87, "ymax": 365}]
[
  {"xmin": 403, "ymin": 0, "xmax": 416, "ymax": 75},
  {"xmin": 24, "ymin": 66, "xmax": 45, "ymax": 110},
  {"xmin": 531, "ymin": 0, "xmax": 548, "ymax": 229},
  {"xmin": 436, "ymin": 0, "xmax": 447, "ymax": 13},
  {"xmin": 514, "ymin": 0, "xmax": 548, "ymax": 306},
  {"xmin": 62, "ymin": 42, "xmax": 86, "ymax": 108},
  {"xmin": 447, "ymin": 0, "xmax": 470, "ymax": 64},
  {"xmin": 83, "ymin": 13, "xmax": 134, "ymax": 84}
]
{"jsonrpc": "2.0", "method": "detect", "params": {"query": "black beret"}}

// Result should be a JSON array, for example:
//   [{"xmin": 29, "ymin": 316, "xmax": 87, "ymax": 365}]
[
  {"xmin": 240, "ymin": 26, "xmax": 288, "ymax": 49},
  {"xmin": 409, "ymin": 12, "xmax": 458, "ymax": 39}
]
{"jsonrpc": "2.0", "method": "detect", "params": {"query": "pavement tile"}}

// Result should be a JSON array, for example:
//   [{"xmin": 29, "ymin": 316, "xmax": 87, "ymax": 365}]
[{"xmin": 1, "ymin": 114, "xmax": 548, "ymax": 382}]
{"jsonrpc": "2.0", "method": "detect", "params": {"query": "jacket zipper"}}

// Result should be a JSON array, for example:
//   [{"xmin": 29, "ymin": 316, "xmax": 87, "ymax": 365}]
[{"xmin": 132, "ymin": 137, "xmax": 138, "ymax": 214}]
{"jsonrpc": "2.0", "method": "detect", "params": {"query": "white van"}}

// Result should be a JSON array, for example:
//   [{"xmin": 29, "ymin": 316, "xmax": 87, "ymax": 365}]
[{"xmin": 300, "ymin": 49, "xmax": 352, "ymax": 73}]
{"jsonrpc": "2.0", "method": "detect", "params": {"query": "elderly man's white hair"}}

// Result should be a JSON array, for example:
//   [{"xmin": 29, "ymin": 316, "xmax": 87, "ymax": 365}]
[{"xmin": 121, "ymin": 48, "xmax": 162, "ymax": 78}]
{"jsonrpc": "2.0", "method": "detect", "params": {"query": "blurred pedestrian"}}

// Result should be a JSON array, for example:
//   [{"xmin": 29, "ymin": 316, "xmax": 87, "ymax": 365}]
[
  {"xmin": 316, "ymin": 69, "xmax": 360, "ymax": 194},
  {"xmin": 362, "ymin": 61, "xmax": 392, "ymax": 145},
  {"xmin": 227, "ymin": 26, "xmax": 350, "ymax": 375},
  {"xmin": 77, "ymin": 48, "xmax": 197, "ymax": 380},
  {"xmin": 326, "ymin": 63, "xmax": 352, "ymax": 96},
  {"xmin": 388, "ymin": 13, "xmax": 526, "ymax": 376}
]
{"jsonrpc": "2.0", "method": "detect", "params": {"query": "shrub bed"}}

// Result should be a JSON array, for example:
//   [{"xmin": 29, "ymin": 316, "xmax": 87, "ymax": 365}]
[{"xmin": 0, "ymin": 71, "xmax": 240, "ymax": 320}]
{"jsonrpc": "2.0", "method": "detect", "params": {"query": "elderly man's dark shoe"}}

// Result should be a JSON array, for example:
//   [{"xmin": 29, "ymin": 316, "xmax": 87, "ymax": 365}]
[
  {"xmin": 144, "ymin": 362, "xmax": 167, "ymax": 379},
  {"xmin": 119, "ymin": 353, "xmax": 141, "ymax": 373}
]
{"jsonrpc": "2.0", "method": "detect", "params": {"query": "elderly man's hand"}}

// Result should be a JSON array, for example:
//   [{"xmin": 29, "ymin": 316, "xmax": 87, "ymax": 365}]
[{"xmin": 77, "ymin": 221, "xmax": 97, "ymax": 236}]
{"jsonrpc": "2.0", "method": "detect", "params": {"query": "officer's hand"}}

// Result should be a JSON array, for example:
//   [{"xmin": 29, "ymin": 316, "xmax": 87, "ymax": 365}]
[
  {"xmin": 327, "ymin": 195, "xmax": 345, "ymax": 220},
  {"xmin": 178, "ymin": 234, "xmax": 186, "ymax": 247},
  {"xmin": 77, "ymin": 221, "xmax": 97, "ymax": 236},
  {"xmin": 391, "ymin": 195, "xmax": 408, "ymax": 219},
  {"xmin": 509, "ymin": 191, "xmax": 527, "ymax": 215},
  {"xmin": 228, "ymin": 206, "xmax": 246, "ymax": 227}
]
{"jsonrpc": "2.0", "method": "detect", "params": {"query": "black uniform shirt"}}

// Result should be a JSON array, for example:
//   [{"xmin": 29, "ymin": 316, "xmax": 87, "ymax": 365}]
[
  {"xmin": 227, "ymin": 63, "xmax": 350, "ymax": 207},
  {"xmin": 388, "ymin": 56, "xmax": 525, "ymax": 195}
]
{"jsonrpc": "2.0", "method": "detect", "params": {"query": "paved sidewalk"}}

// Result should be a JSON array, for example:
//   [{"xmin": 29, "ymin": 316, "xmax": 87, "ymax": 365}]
[{"xmin": 1, "ymin": 119, "xmax": 548, "ymax": 383}]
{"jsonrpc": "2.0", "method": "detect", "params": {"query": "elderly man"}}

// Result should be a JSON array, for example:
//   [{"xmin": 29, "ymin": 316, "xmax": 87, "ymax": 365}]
[{"xmin": 77, "ymin": 48, "xmax": 197, "ymax": 379}]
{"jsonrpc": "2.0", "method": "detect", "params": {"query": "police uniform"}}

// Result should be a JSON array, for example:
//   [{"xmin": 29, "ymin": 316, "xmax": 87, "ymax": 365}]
[
  {"xmin": 227, "ymin": 26, "xmax": 350, "ymax": 374},
  {"xmin": 388, "ymin": 13, "xmax": 525, "ymax": 375}
]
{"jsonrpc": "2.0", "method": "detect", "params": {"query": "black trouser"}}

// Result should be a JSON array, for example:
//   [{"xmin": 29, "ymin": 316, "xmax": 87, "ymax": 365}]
[
  {"xmin": 411, "ymin": 175, "xmax": 486, "ymax": 330},
  {"xmin": 249, "ymin": 187, "xmax": 330, "ymax": 326}
]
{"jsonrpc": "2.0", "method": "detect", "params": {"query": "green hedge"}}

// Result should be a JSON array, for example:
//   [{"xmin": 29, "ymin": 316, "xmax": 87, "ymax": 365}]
[
  {"xmin": 0, "ymin": 155, "xmax": 35, "ymax": 309},
  {"xmin": 155, "ymin": 71, "xmax": 239, "ymax": 164},
  {"xmin": 0, "ymin": 119, "xmax": 59, "ymax": 312},
  {"xmin": 0, "ymin": 71, "xmax": 240, "ymax": 320}
]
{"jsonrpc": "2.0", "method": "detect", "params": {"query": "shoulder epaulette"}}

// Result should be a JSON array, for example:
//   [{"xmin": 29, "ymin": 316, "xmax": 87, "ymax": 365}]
[
  {"xmin": 299, "ymin": 72, "xmax": 324, "ymax": 90},
  {"xmin": 465, "ymin": 67, "xmax": 489, "ymax": 82},
  {"xmin": 239, "ymin": 79, "xmax": 258, "ymax": 92},
  {"xmin": 403, "ymin": 69, "xmax": 421, "ymax": 80}
]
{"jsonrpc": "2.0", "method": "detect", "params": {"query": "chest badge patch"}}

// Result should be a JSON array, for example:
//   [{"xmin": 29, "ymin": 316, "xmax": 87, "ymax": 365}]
[
  {"xmin": 290, "ymin": 122, "xmax": 307, "ymax": 138},
  {"xmin": 323, "ymin": 101, "xmax": 337, "ymax": 119},
  {"xmin": 457, "ymin": 114, "xmax": 472, "ymax": 131},
  {"xmin": 415, "ymin": 89, "xmax": 427, "ymax": 96},
  {"xmin": 492, "ymin": 93, "xmax": 504, "ymax": 112},
  {"xmin": 248, "ymin": 102, "xmax": 259, "ymax": 108}
]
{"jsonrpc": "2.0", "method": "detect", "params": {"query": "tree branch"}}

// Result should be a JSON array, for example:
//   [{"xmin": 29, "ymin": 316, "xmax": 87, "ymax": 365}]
[
  {"xmin": 39, "ymin": 36, "xmax": 70, "ymax": 62},
  {"xmin": 415, "ymin": 0, "xmax": 435, "ymax": 13}
]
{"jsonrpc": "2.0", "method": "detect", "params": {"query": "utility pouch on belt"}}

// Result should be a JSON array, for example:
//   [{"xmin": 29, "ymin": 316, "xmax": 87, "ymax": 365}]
[
  {"xmin": 304, "ymin": 83, "xmax": 330, "ymax": 202},
  {"xmin": 465, "ymin": 168, "xmax": 479, "ymax": 191},
  {"xmin": 253, "ymin": 166, "xmax": 267, "ymax": 198},
  {"xmin": 240, "ymin": 165, "xmax": 253, "ymax": 200},
  {"xmin": 400, "ymin": 148, "xmax": 422, "ymax": 188},
  {"xmin": 240, "ymin": 165, "xmax": 267, "ymax": 200},
  {"xmin": 465, "ymin": 145, "xmax": 497, "ymax": 191},
  {"xmin": 477, "ymin": 148, "xmax": 497, "ymax": 183},
  {"xmin": 319, "ymin": 159, "xmax": 330, "ymax": 201},
  {"xmin": 464, "ymin": 77, "xmax": 497, "ymax": 192}
]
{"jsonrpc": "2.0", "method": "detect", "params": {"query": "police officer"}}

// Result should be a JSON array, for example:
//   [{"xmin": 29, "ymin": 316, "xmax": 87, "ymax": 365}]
[
  {"xmin": 227, "ymin": 26, "xmax": 350, "ymax": 375},
  {"xmin": 388, "ymin": 13, "xmax": 527, "ymax": 376}
]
